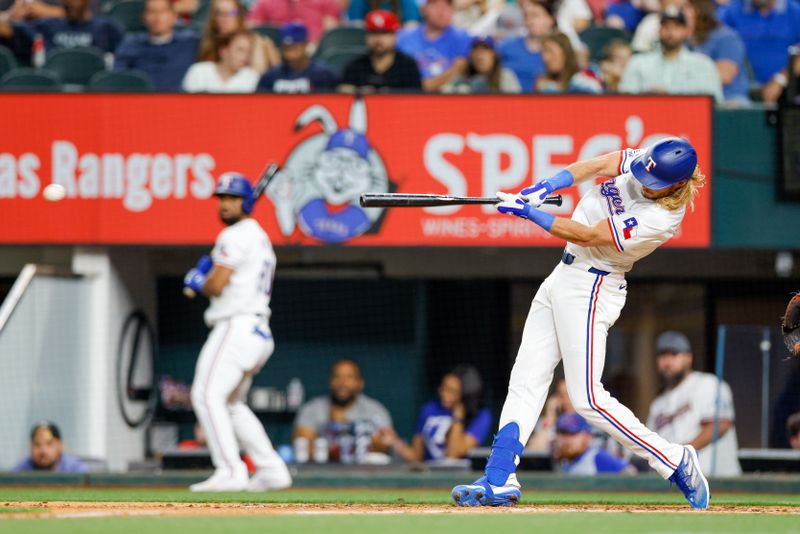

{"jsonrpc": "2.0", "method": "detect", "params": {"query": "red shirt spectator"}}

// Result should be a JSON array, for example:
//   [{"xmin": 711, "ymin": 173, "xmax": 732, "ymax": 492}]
[{"xmin": 246, "ymin": 0, "xmax": 341, "ymax": 43}]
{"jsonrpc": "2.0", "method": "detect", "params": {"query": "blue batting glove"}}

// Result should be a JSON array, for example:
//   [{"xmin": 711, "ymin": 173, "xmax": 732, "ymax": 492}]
[
  {"xmin": 496, "ymin": 192, "xmax": 555, "ymax": 231},
  {"xmin": 183, "ymin": 268, "xmax": 207, "ymax": 295},
  {"xmin": 520, "ymin": 169, "xmax": 574, "ymax": 207},
  {"xmin": 195, "ymin": 255, "xmax": 213, "ymax": 275}
]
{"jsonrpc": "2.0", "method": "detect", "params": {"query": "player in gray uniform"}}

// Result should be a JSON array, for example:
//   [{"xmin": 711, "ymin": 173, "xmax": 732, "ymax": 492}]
[
  {"xmin": 183, "ymin": 172, "xmax": 291, "ymax": 492},
  {"xmin": 452, "ymin": 137, "xmax": 711, "ymax": 509}
]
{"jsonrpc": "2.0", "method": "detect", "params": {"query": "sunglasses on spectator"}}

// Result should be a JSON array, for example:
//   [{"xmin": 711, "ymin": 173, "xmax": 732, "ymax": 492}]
[{"xmin": 214, "ymin": 9, "xmax": 239, "ymax": 16}]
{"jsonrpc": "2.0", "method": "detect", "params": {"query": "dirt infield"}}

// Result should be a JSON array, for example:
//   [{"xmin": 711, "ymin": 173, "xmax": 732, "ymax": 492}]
[{"xmin": 3, "ymin": 501, "xmax": 798, "ymax": 519}]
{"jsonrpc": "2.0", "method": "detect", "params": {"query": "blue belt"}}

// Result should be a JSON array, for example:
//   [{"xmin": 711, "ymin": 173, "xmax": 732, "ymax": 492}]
[{"xmin": 561, "ymin": 251, "xmax": 610, "ymax": 276}]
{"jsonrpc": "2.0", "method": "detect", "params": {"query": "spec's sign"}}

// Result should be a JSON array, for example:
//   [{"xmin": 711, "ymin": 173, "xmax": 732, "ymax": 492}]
[{"xmin": 0, "ymin": 94, "xmax": 711, "ymax": 246}]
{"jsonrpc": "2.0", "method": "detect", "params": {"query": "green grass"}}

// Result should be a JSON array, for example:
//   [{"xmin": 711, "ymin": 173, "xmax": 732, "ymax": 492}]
[
  {"xmin": 1, "ymin": 487, "xmax": 797, "ymax": 534},
  {"xmin": 0, "ymin": 487, "xmax": 799, "ymax": 506}
]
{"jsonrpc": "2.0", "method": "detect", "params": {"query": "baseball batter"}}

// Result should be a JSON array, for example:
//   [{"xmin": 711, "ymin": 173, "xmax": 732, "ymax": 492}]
[
  {"xmin": 452, "ymin": 137, "xmax": 710, "ymax": 509},
  {"xmin": 183, "ymin": 172, "xmax": 292, "ymax": 492}
]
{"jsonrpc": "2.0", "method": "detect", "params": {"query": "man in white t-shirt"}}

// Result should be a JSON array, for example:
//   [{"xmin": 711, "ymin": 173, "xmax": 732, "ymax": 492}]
[
  {"xmin": 183, "ymin": 172, "xmax": 291, "ymax": 492},
  {"xmin": 648, "ymin": 331, "xmax": 742, "ymax": 477}
]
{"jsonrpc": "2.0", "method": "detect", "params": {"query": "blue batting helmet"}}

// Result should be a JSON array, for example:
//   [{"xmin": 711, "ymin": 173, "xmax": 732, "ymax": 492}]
[
  {"xmin": 214, "ymin": 172, "xmax": 254, "ymax": 214},
  {"xmin": 630, "ymin": 137, "xmax": 697, "ymax": 190}
]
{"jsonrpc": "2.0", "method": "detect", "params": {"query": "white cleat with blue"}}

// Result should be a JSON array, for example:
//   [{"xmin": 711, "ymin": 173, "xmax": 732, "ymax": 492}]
[
  {"xmin": 451, "ymin": 473, "xmax": 521, "ymax": 507},
  {"xmin": 668, "ymin": 445, "xmax": 710, "ymax": 509}
]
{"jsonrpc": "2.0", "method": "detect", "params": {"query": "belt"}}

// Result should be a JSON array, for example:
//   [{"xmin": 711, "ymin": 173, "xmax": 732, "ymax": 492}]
[{"xmin": 561, "ymin": 251, "xmax": 610, "ymax": 276}]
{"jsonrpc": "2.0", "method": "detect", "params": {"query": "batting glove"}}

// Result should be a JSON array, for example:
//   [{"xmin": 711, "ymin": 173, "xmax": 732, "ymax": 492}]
[
  {"xmin": 520, "ymin": 169, "xmax": 574, "ymax": 207},
  {"xmin": 183, "ymin": 255, "xmax": 212, "ymax": 294},
  {"xmin": 496, "ymin": 192, "xmax": 555, "ymax": 231}
]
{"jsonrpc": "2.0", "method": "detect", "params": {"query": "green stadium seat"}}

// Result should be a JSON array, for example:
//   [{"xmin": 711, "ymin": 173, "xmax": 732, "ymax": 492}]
[
  {"xmin": 314, "ymin": 26, "xmax": 366, "ymax": 60},
  {"xmin": 191, "ymin": 0, "xmax": 210, "ymax": 30},
  {"xmin": 108, "ymin": 0, "xmax": 146, "ymax": 33},
  {"xmin": 0, "ymin": 68, "xmax": 62, "ymax": 91},
  {"xmin": 87, "ymin": 69, "xmax": 154, "ymax": 92},
  {"xmin": 253, "ymin": 24, "xmax": 281, "ymax": 45},
  {"xmin": 45, "ymin": 47, "xmax": 107, "ymax": 86},
  {"xmin": 317, "ymin": 46, "xmax": 367, "ymax": 77},
  {"xmin": 0, "ymin": 46, "xmax": 18, "ymax": 79},
  {"xmin": 579, "ymin": 26, "xmax": 632, "ymax": 64}
]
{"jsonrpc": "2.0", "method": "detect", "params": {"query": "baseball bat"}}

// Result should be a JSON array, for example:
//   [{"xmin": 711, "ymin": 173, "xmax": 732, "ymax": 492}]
[{"xmin": 359, "ymin": 193, "xmax": 563, "ymax": 208}]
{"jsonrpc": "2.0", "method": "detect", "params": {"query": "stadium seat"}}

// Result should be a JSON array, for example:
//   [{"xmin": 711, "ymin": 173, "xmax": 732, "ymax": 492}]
[
  {"xmin": 0, "ymin": 68, "xmax": 62, "ymax": 91},
  {"xmin": 45, "ymin": 47, "xmax": 107, "ymax": 86},
  {"xmin": 191, "ymin": 0, "xmax": 210, "ymax": 30},
  {"xmin": 87, "ymin": 70, "xmax": 154, "ymax": 92},
  {"xmin": 314, "ymin": 27, "xmax": 366, "ymax": 60},
  {"xmin": 579, "ymin": 26, "xmax": 631, "ymax": 63},
  {"xmin": 0, "ymin": 46, "xmax": 18, "ymax": 79},
  {"xmin": 253, "ymin": 24, "xmax": 281, "ymax": 45},
  {"xmin": 108, "ymin": 0, "xmax": 146, "ymax": 33},
  {"xmin": 317, "ymin": 46, "xmax": 367, "ymax": 77}
]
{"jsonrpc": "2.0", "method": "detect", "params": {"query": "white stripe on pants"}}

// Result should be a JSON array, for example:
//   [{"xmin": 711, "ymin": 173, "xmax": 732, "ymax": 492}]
[
  {"xmin": 499, "ymin": 262, "xmax": 684, "ymax": 479},
  {"xmin": 191, "ymin": 315, "xmax": 287, "ymax": 476}
]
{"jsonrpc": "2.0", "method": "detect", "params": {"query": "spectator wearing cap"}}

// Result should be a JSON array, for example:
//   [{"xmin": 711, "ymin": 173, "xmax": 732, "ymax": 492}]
[
  {"xmin": 256, "ymin": 22, "xmax": 338, "ymax": 93},
  {"xmin": 246, "ymin": 0, "xmax": 341, "ymax": 44},
  {"xmin": 182, "ymin": 30, "xmax": 259, "ymax": 92},
  {"xmin": 720, "ymin": 0, "xmax": 800, "ymax": 103},
  {"xmin": 346, "ymin": 0, "xmax": 421, "ymax": 24},
  {"xmin": 449, "ymin": 35, "xmax": 521, "ymax": 93},
  {"xmin": 497, "ymin": 0, "xmax": 553, "ymax": 92},
  {"xmin": 396, "ymin": 0, "xmax": 471, "ymax": 92},
  {"xmin": 13, "ymin": 422, "xmax": 88, "ymax": 473},
  {"xmin": 339, "ymin": 9, "xmax": 422, "ymax": 93},
  {"xmin": 114, "ymin": 0, "xmax": 199, "ymax": 91},
  {"xmin": 620, "ymin": 8, "xmax": 723, "ymax": 100},
  {"xmin": 553, "ymin": 413, "xmax": 635, "ymax": 475},
  {"xmin": 647, "ymin": 331, "xmax": 742, "ymax": 477}
]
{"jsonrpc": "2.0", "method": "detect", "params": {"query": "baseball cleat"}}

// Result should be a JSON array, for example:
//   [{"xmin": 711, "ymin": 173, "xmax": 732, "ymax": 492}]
[
  {"xmin": 190, "ymin": 470, "xmax": 249, "ymax": 492},
  {"xmin": 451, "ymin": 474, "xmax": 521, "ymax": 507},
  {"xmin": 246, "ymin": 468, "xmax": 293, "ymax": 492},
  {"xmin": 668, "ymin": 445, "xmax": 710, "ymax": 509}
]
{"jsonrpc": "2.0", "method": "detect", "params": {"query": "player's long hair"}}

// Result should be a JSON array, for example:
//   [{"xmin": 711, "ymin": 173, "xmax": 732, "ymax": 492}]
[{"xmin": 656, "ymin": 165, "xmax": 706, "ymax": 212}]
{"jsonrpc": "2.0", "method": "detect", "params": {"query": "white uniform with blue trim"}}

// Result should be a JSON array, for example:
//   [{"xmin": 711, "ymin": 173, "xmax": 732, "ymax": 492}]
[
  {"xmin": 191, "ymin": 218, "xmax": 290, "ymax": 481},
  {"xmin": 498, "ymin": 148, "xmax": 686, "ymax": 479}
]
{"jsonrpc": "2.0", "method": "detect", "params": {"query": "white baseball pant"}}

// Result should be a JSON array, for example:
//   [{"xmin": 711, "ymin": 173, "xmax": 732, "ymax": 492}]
[
  {"xmin": 499, "ymin": 261, "xmax": 684, "ymax": 479},
  {"xmin": 191, "ymin": 314, "xmax": 288, "ymax": 477}
]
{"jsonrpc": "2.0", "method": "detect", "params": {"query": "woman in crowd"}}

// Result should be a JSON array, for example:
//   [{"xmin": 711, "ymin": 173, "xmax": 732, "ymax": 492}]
[
  {"xmin": 198, "ymin": 0, "xmax": 279, "ymax": 75},
  {"xmin": 451, "ymin": 35, "xmax": 521, "ymax": 93},
  {"xmin": 391, "ymin": 365, "xmax": 492, "ymax": 462},
  {"xmin": 183, "ymin": 30, "xmax": 260, "ymax": 92},
  {"xmin": 535, "ymin": 31, "xmax": 579, "ymax": 92},
  {"xmin": 497, "ymin": 0, "xmax": 556, "ymax": 92}
]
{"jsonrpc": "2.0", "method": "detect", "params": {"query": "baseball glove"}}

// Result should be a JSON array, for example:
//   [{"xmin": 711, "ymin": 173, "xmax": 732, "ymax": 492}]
[{"xmin": 782, "ymin": 293, "xmax": 800, "ymax": 357}]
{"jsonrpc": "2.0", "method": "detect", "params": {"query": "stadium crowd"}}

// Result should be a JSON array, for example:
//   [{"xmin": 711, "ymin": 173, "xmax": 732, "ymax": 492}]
[{"xmin": 0, "ymin": 0, "xmax": 798, "ymax": 102}]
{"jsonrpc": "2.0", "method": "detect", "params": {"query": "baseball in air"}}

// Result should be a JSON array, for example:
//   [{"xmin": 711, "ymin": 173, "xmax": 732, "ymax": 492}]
[{"xmin": 43, "ymin": 183, "xmax": 66, "ymax": 202}]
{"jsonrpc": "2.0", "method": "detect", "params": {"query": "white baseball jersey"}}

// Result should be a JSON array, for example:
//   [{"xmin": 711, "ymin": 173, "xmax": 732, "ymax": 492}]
[
  {"xmin": 565, "ymin": 148, "xmax": 685, "ymax": 274},
  {"xmin": 648, "ymin": 372, "xmax": 742, "ymax": 477},
  {"xmin": 204, "ymin": 218, "xmax": 275, "ymax": 326}
]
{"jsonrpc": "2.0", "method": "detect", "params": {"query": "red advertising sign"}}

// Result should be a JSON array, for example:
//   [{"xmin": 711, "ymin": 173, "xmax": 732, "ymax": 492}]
[{"xmin": 0, "ymin": 94, "xmax": 711, "ymax": 247}]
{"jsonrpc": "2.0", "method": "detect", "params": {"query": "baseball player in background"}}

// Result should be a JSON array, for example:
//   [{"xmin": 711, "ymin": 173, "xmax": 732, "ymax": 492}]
[
  {"xmin": 452, "ymin": 137, "xmax": 711, "ymax": 509},
  {"xmin": 183, "ymin": 172, "xmax": 292, "ymax": 492}
]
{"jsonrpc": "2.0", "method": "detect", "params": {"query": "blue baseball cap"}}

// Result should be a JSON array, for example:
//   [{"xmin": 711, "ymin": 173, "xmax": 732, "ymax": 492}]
[
  {"xmin": 280, "ymin": 22, "xmax": 308, "ymax": 44},
  {"xmin": 326, "ymin": 129, "xmax": 371, "ymax": 160},
  {"xmin": 471, "ymin": 35, "xmax": 495, "ymax": 49},
  {"xmin": 556, "ymin": 413, "xmax": 591, "ymax": 434},
  {"xmin": 656, "ymin": 331, "xmax": 692, "ymax": 354}
]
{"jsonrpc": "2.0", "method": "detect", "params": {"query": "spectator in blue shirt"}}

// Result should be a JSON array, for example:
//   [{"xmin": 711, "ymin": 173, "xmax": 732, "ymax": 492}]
[
  {"xmin": 686, "ymin": 0, "xmax": 750, "ymax": 103},
  {"xmin": 346, "ymin": 0, "xmax": 421, "ymax": 23},
  {"xmin": 497, "ymin": 0, "xmax": 554, "ymax": 92},
  {"xmin": 257, "ymin": 21, "xmax": 338, "ymax": 93},
  {"xmin": 114, "ymin": 0, "xmax": 199, "ymax": 91},
  {"xmin": 13, "ymin": 421, "xmax": 88, "ymax": 474},
  {"xmin": 720, "ymin": 0, "xmax": 800, "ymax": 101},
  {"xmin": 0, "ymin": 13, "xmax": 34, "ymax": 64},
  {"xmin": 396, "ymin": 0, "xmax": 470, "ymax": 92},
  {"xmin": 31, "ymin": 0, "xmax": 122, "ymax": 53},
  {"xmin": 392, "ymin": 365, "xmax": 492, "ymax": 462},
  {"xmin": 553, "ymin": 413, "xmax": 635, "ymax": 475}
]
